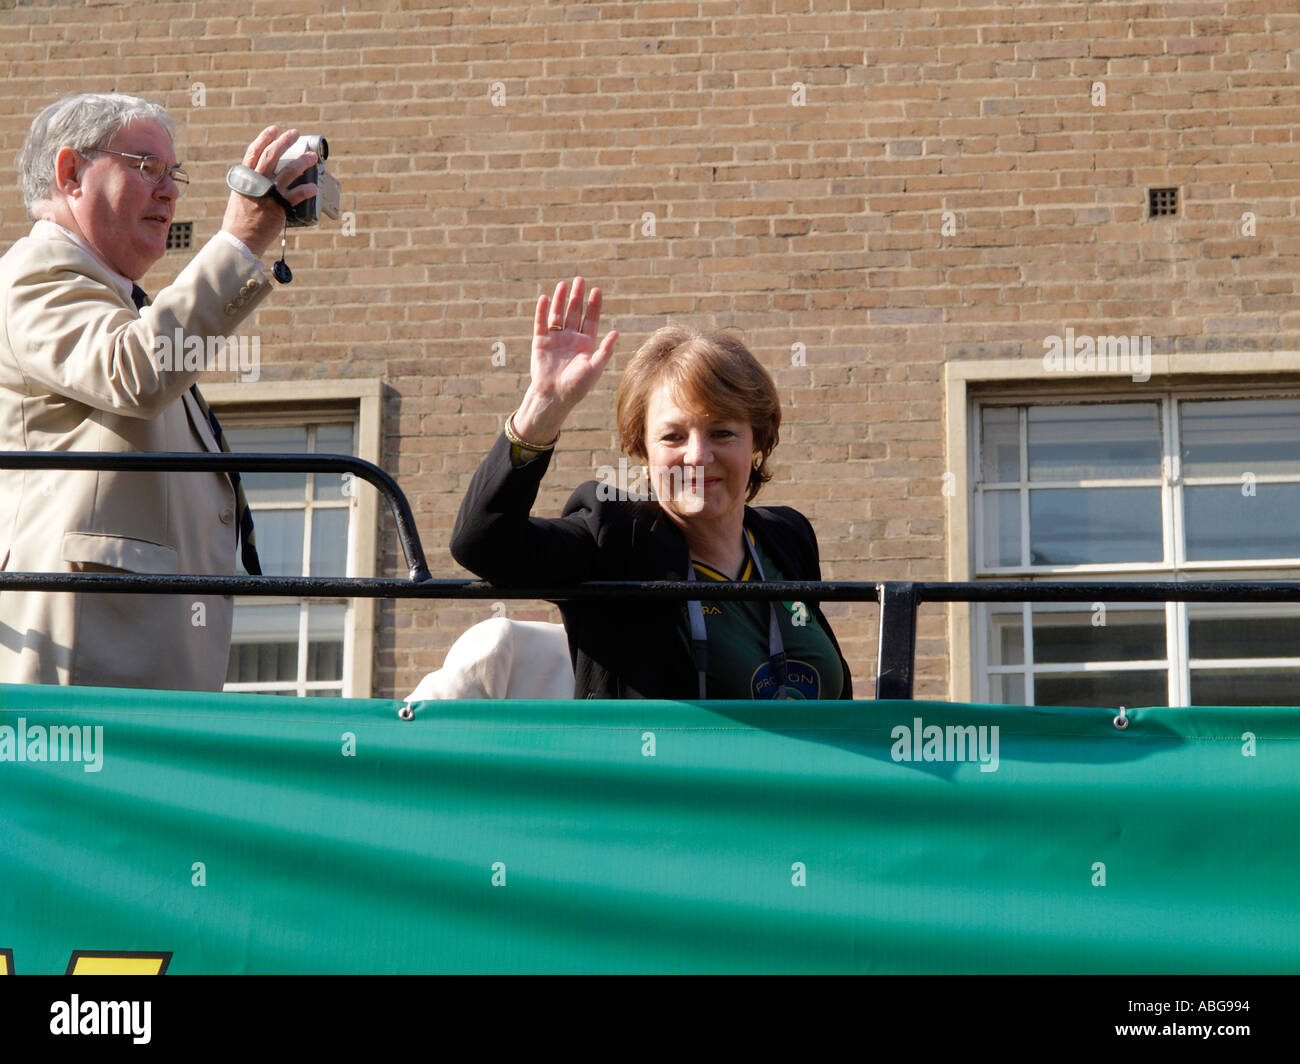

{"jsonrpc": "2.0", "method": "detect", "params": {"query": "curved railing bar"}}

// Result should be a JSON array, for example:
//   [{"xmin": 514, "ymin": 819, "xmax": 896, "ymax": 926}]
[{"xmin": 0, "ymin": 451, "xmax": 431, "ymax": 582}]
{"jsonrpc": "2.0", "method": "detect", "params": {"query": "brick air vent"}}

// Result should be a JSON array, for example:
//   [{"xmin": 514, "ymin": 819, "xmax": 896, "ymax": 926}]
[
  {"xmin": 1148, "ymin": 188, "xmax": 1178, "ymax": 218},
  {"xmin": 166, "ymin": 222, "xmax": 193, "ymax": 250}
]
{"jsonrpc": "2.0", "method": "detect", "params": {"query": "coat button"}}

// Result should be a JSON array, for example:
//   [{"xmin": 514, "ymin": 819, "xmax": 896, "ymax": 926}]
[{"xmin": 220, "ymin": 507, "xmax": 235, "ymax": 524}]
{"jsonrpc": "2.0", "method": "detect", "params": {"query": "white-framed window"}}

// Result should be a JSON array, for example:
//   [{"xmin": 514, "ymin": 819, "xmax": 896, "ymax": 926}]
[
  {"xmin": 204, "ymin": 379, "xmax": 383, "ymax": 699},
  {"xmin": 223, "ymin": 420, "xmax": 355, "ymax": 698},
  {"xmin": 970, "ymin": 389, "xmax": 1300, "ymax": 708}
]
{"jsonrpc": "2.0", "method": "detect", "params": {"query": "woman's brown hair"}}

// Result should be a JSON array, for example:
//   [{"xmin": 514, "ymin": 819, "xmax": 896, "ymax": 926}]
[{"xmin": 616, "ymin": 326, "xmax": 781, "ymax": 501}]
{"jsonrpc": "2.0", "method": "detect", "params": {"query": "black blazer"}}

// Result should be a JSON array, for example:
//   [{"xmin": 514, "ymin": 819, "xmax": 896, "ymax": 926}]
[{"xmin": 451, "ymin": 433, "xmax": 854, "ymax": 699}]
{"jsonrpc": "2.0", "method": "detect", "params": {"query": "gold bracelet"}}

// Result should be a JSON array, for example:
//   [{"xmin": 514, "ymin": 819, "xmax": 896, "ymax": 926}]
[{"xmin": 504, "ymin": 412, "xmax": 558, "ymax": 459}]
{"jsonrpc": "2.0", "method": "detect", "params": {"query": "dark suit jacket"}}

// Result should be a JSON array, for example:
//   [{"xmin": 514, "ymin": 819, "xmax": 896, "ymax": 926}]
[{"xmin": 451, "ymin": 433, "xmax": 854, "ymax": 699}]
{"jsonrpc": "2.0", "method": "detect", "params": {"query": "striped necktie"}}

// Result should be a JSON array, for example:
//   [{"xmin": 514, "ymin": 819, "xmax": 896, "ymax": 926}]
[{"xmin": 132, "ymin": 285, "xmax": 262, "ymax": 575}]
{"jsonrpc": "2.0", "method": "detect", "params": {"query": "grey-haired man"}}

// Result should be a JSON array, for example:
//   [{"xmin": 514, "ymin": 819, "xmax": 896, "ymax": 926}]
[{"xmin": 0, "ymin": 93, "xmax": 315, "ymax": 690}]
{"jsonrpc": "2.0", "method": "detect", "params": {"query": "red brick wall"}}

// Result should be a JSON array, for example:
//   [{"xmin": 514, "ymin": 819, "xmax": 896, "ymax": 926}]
[{"xmin": 2, "ymin": 0, "xmax": 1296, "ymax": 698}]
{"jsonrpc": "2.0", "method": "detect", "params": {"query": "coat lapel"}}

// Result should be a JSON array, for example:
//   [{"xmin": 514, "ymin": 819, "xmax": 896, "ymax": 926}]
[
  {"xmin": 642, "ymin": 507, "xmax": 691, "ymax": 580},
  {"xmin": 181, "ymin": 388, "xmax": 222, "ymax": 453}
]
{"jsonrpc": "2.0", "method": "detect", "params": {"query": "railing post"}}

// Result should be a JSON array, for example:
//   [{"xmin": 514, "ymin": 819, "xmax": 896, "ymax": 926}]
[{"xmin": 876, "ymin": 581, "xmax": 918, "ymax": 700}]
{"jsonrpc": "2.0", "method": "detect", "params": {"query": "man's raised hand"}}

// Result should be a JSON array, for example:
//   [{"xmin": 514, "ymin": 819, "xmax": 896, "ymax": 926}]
[{"xmin": 220, "ymin": 126, "xmax": 318, "ymax": 257}]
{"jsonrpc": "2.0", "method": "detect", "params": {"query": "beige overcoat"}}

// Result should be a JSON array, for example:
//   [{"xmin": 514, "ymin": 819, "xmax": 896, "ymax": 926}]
[{"xmin": 0, "ymin": 221, "xmax": 271, "ymax": 690}]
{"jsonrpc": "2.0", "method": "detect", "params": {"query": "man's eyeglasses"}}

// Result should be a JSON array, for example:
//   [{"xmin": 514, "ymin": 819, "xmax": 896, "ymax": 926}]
[{"xmin": 89, "ymin": 148, "xmax": 189, "ymax": 190}]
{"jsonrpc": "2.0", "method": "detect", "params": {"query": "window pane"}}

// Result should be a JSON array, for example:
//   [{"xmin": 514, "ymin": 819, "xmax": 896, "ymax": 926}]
[
  {"xmin": 1028, "ymin": 488, "xmax": 1162, "ymax": 564},
  {"xmin": 1032, "ymin": 608, "xmax": 1166, "ymax": 664},
  {"xmin": 307, "ymin": 603, "xmax": 346, "ymax": 682},
  {"xmin": 306, "ymin": 643, "xmax": 342, "ymax": 682},
  {"xmin": 981, "ymin": 489, "xmax": 1021, "ymax": 567},
  {"xmin": 310, "ymin": 508, "xmax": 349, "ymax": 577},
  {"xmin": 1189, "ymin": 611, "xmax": 1300, "ymax": 659},
  {"xmin": 1184, "ymin": 484, "xmax": 1300, "ymax": 561},
  {"xmin": 988, "ymin": 673, "xmax": 1025, "ymax": 705},
  {"xmin": 231, "ymin": 601, "xmax": 300, "ymax": 637},
  {"xmin": 253, "ymin": 510, "xmax": 306, "ymax": 576},
  {"xmin": 314, "ymin": 424, "xmax": 355, "ymax": 500},
  {"xmin": 1181, "ymin": 398, "xmax": 1300, "ymax": 478},
  {"xmin": 1027, "ymin": 404, "xmax": 1161, "ymax": 481},
  {"xmin": 226, "ymin": 426, "xmax": 310, "ymax": 502},
  {"xmin": 227, "ymin": 603, "xmax": 301, "ymax": 684},
  {"xmin": 988, "ymin": 611, "xmax": 1024, "ymax": 666},
  {"xmin": 1034, "ymin": 671, "xmax": 1167, "ymax": 709},
  {"xmin": 1191, "ymin": 668, "xmax": 1300, "ymax": 707},
  {"xmin": 980, "ymin": 407, "xmax": 1020, "ymax": 483},
  {"xmin": 226, "ymin": 643, "xmax": 297, "ymax": 684}
]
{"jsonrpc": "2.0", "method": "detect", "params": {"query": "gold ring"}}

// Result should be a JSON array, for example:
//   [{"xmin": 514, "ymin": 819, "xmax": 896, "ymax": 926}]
[{"xmin": 548, "ymin": 323, "xmax": 564, "ymax": 331}]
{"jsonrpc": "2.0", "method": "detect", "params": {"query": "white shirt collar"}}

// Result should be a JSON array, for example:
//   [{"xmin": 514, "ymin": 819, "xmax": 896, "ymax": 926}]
[{"xmin": 31, "ymin": 219, "xmax": 136, "ymax": 305}]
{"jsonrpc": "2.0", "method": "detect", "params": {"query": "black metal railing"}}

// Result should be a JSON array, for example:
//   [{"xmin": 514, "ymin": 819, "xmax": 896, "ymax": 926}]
[
  {"xmin": 872, "ymin": 580, "xmax": 1300, "ymax": 700},
  {"xmin": 5, "ymin": 453, "xmax": 1299, "ymax": 700},
  {"xmin": 0, "ymin": 452, "xmax": 431, "ymax": 581}
]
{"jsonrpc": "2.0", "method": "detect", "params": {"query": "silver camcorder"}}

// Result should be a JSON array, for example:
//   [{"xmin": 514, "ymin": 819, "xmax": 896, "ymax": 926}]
[{"xmin": 274, "ymin": 134, "xmax": 340, "ymax": 227}]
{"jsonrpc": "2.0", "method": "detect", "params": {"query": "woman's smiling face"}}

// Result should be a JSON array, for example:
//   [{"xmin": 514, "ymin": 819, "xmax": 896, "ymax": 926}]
[{"xmin": 643, "ymin": 381, "xmax": 754, "ymax": 526}]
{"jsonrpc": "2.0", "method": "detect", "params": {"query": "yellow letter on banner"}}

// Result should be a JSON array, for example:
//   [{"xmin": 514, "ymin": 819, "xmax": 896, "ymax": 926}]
[{"xmin": 66, "ymin": 951, "xmax": 171, "ymax": 975}]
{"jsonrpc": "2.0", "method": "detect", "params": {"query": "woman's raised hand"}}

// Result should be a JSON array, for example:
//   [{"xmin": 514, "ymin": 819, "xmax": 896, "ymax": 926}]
[{"xmin": 512, "ymin": 277, "xmax": 618, "ymax": 445}]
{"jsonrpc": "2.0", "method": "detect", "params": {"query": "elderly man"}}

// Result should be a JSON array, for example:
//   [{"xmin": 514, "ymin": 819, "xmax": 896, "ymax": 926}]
[{"xmin": 0, "ymin": 93, "xmax": 316, "ymax": 690}]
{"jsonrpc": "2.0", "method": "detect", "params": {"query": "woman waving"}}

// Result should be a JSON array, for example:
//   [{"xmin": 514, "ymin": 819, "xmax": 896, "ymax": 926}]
[{"xmin": 451, "ymin": 277, "xmax": 852, "ymax": 700}]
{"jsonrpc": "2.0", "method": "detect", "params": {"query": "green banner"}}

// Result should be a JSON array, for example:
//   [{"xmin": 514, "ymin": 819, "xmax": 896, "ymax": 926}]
[{"xmin": 2, "ymin": 683, "xmax": 1296, "ymax": 973}]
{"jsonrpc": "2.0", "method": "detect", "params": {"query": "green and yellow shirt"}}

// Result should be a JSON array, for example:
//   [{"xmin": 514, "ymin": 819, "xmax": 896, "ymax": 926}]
[{"xmin": 679, "ymin": 530, "xmax": 844, "ymax": 699}]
